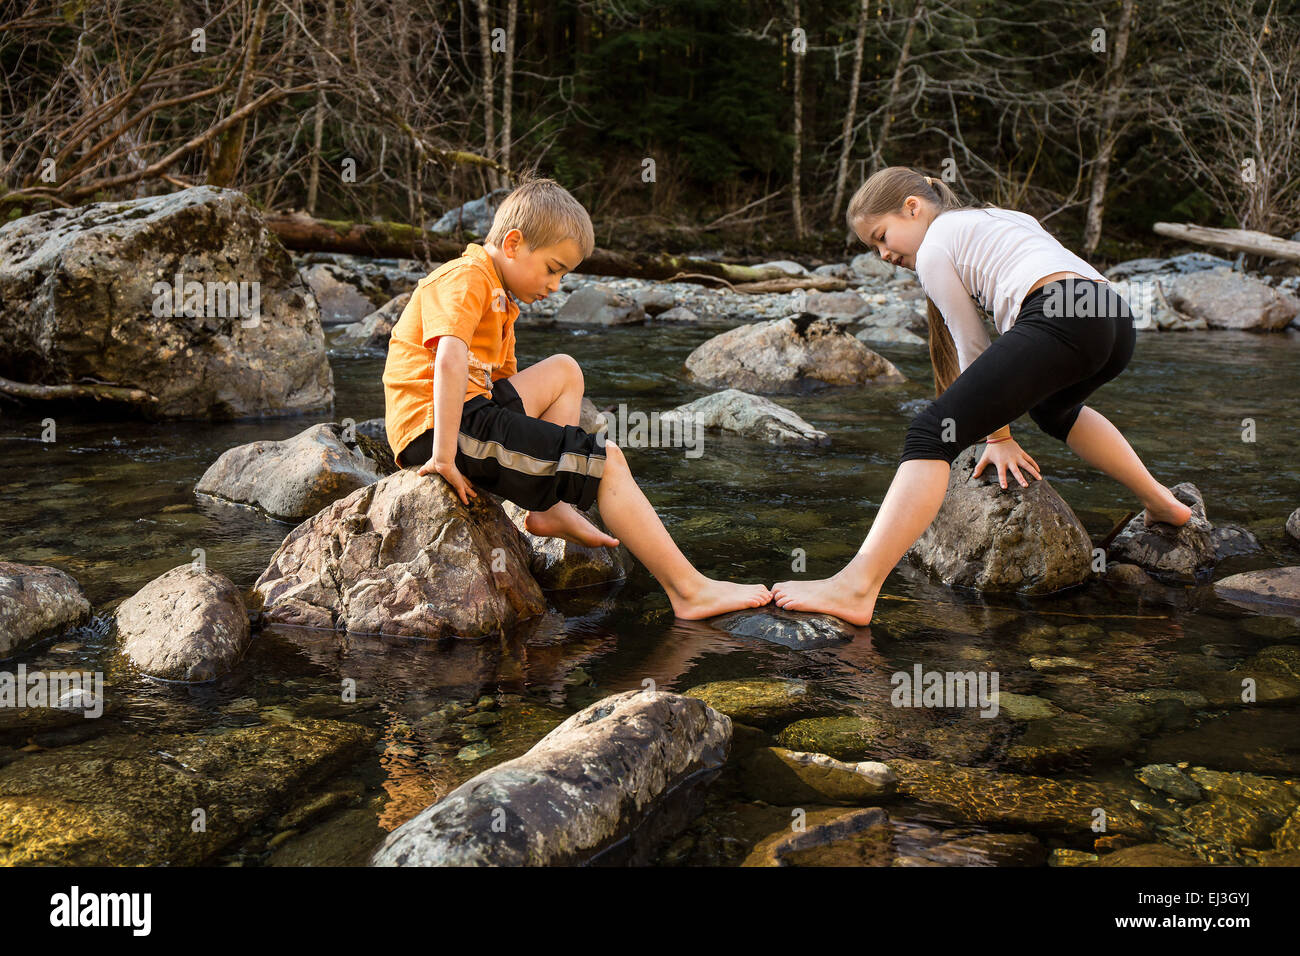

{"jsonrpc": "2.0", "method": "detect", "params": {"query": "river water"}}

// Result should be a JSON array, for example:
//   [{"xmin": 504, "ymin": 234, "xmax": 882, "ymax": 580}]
[{"xmin": 2, "ymin": 320, "xmax": 1298, "ymax": 866}]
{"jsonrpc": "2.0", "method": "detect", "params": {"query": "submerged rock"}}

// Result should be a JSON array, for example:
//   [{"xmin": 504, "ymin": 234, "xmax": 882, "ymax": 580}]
[
  {"xmin": 1106, "ymin": 483, "xmax": 1219, "ymax": 582},
  {"xmin": 500, "ymin": 499, "xmax": 629, "ymax": 590},
  {"xmin": 0, "ymin": 185, "xmax": 333, "ymax": 419},
  {"xmin": 253, "ymin": 469, "xmax": 545, "ymax": 638},
  {"xmin": 906, "ymin": 446, "xmax": 1094, "ymax": 594},
  {"xmin": 371, "ymin": 690, "xmax": 730, "ymax": 866},
  {"xmin": 741, "ymin": 806, "xmax": 889, "ymax": 867},
  {"xmin": 1087, "ymin": 844, "xmax": 1210, "ymax": 866},
  {"xmin": 0, "ymin": 562, "xmax": 92, "ymax": 658},
  {"xmin": 736, "ymin": 747, "xmax": 897, "ymax": 805},
  {"xmin": 1004, "ymin": 714, "xmax": 1139, "ymax": 772},
  {"xmin": 886, "ymin": 757, "xmax": 1153, "ymax": 837},
  {"xmin": 684, "ymin": 314, "xmax": 906, "ymax": 394},
  {"xmin": 196, "ymin": 422, "xmax": 382, "ymax": 521},
  {"xmin": 660, "ymin": 389, "xmax": 830, "ymax": 447},
  {"xmin": 776, "ymin": 715, "xmax": 890, "ymax": 760},
  {"xmin": 115, "ymin": 565, "xmax": 250, "ymax": 682},
  {"xmin": 0, "ymin": 717, "xmax": 373, "ymax": 865},
  {"xmin": 684, "ymin": 679, "xmax": 814, "ymax": 727},
  {"xmin": 1136, "ymin": 764, "xmax": 1203, "ymax": 802},
  {"xmin": 1213, "ymin": 567, "xmax": 1300, "ymax": 614}
]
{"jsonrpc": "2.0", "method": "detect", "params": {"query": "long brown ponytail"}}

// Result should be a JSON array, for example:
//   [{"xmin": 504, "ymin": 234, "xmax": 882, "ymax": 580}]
[{"xmin": 845, "ymin": 166, "xmax": 992, "ymax": 396}]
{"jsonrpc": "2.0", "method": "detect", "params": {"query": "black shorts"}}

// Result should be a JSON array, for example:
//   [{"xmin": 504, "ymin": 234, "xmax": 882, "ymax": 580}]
[
  {"xmin": 901, "ymin": 277, "xmax": 1136, "ymax": 464},
  {"xmin": 396, "ymin": 377, "xmax": 607, "ymax": 512}
]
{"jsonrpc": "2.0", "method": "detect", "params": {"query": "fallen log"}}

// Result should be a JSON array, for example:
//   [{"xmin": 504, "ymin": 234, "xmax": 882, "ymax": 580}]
[
  {"xmin": 265, "ymin": 211, "xmax": 810, "ymax": 284},
  {"xmin": 0, "ymin": 375, "xmax": 158, "ymax": 405},
  {"xmin": 1152, "ymin": 222, "xmax": 1300, "ymax": 263}
]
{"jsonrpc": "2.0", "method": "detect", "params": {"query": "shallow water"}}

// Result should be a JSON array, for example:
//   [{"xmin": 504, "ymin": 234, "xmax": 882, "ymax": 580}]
[{"xmin": 2, "ymin": 319, "xmax": 1298, "ymax": 865}]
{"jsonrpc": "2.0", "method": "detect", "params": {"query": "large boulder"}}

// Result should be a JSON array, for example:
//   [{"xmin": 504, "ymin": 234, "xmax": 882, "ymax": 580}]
[
  {"xmin": 371, "ymin": 689, "xmax": 731, "ymax": 866},
  {"xmin": 1287, "ymin": 507, "xmax": 1300, "ymax": 542},
  {"xmin": 195, "ymin": 422, "xmax": 382, "ymax": 521},
  {"xmin": 0, "ymin": 563, "xmax": 92, "ymax": 658},
  {"xmin": 0, "ymin": 186, "xmax": 333, "ymax": 419},
  {"xmin": 1168, "ymin": 269, "xmax": 1300, "ymax": 330},
  {"xmin": 684, "ymin": 314, "xmax": 906, "ymax": 394},
  {"xmin": 1106, "ymin": 482, "xmax": 1219, "ymax": 582},
  {"xmin": 252, "ymin": 469, "xmax": 545, "ymax": 638},
  {"xmin": 660, "ymin": 388, "xmax": 829, "ymax": 447},
  {"xmin": 115, "ymin": 565, "xmax": 250, "ymax": 682},
  {"xmin": 905, "ymin": 446, "xmax": 1094, "ymax": 594}
]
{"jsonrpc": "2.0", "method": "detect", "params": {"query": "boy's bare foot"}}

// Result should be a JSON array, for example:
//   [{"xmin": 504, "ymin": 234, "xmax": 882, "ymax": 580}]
[
  {"xmin": 525, "ymin": 502, "xmax": 620, "ymax": 548},
  {"xmin": 1141, "ymin": 485, "xmax": 1193, "ymax": 529},
  {"xmin": 671, "ymin": 578, "xmax": 772, "ymax": 620},
  {"xmin": 771, "ymin": 572, "xmax": 878, "ymax": 627}
]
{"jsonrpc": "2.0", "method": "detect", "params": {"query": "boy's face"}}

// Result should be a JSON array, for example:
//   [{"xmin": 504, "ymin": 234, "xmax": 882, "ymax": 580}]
[
  {"xmin": 498, "ymin": 230, "xmax": 584, "ymax": 304},
  {"xmin": 855, "ymin": 195, "xmax": 931, "ymax": 270}
]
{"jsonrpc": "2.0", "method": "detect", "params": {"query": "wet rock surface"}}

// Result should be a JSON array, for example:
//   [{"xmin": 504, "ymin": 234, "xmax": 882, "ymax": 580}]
[{"xmin": 0, "ymin": 562, "xmax": 92, "ymax": 657}]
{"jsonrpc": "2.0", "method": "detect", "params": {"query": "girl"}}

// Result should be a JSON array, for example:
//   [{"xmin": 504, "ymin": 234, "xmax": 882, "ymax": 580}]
[{"xmin": 772, "ymin": 166, "xmax": 1191, "ymax": 625}]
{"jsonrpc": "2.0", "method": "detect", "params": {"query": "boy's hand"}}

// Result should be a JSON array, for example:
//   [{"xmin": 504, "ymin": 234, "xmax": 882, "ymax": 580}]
[
  {"xmin": 973, "ymin": 439, "xmax": 1041, "ymax": 489},
  {"xmin": 418, "ymin": 457, "xmax": 478, "ymax": 505}
]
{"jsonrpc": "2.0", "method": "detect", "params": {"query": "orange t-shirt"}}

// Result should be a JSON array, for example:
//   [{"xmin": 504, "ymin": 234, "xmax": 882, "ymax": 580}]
[{"xmin": 382, "ymin": 243, "xmax": 521, "ymax": 461}]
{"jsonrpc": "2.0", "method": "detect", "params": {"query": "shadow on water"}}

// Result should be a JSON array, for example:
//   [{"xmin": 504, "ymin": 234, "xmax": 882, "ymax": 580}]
[{"xmin": 2, "ymin": 321, "xmax": 1299, "ymax": 865}]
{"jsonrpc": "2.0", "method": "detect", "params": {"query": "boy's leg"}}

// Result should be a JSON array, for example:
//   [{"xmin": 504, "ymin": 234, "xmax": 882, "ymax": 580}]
[
  {"xmin": 499, "ymin": 354, "xmax": 615, "ymax": 546},
  {"xmin": 594, "ymin": 441, "xmax": 772, "ymax": 620}
]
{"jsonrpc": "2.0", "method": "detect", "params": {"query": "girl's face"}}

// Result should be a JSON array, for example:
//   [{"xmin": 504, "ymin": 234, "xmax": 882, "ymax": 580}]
[{"xmin": 855, "ymin": 195, "xmax": 935, "ymax": 270}]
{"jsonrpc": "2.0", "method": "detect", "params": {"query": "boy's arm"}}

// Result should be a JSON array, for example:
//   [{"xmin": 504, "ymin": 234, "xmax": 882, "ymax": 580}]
[{"xmin": 415, "ymin": 335, "xmax": 477, "ymax": 504}]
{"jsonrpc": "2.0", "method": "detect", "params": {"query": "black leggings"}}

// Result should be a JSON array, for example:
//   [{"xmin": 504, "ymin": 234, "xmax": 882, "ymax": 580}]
[{"xmin": 900, "ymin": 277, "xmax": 1135, "ymax": 465}]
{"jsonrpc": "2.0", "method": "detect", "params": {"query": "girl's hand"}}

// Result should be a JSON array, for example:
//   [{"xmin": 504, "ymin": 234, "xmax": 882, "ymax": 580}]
[{"xmin": 973, "ymin": 439, "xmax": 1041, "ymax": 489}]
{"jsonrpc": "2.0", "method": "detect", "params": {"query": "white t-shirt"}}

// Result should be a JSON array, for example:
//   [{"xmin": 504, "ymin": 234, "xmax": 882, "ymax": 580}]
[{"xmin": 913, "ymin": 207, "xmax": 1107, "ymax": 372}]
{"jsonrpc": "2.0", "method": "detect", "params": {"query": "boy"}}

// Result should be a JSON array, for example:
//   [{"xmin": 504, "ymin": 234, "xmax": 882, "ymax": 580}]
[{"xmin": 383, "ymin": 178, "xmax": 771, "ymax": 620}]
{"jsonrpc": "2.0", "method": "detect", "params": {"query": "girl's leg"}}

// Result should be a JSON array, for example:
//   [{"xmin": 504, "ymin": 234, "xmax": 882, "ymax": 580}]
[{"xmin": 1065, "ymin": 407, "xmax": 1191, "ymax": 527}]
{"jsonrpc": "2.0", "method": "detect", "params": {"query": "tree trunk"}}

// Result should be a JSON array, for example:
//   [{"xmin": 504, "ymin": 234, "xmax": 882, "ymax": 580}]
[
  {"xmin": 475, "ymin": 0, "xmax": 498, "ymax": 191},
  {"xmin": 307, "ymin": 0, "xmax": 337, "ymax": 216},
  {"xmin": 873, "ymin": 0, "xmax": 923, "ymax": 172},
  {"xmin": 1083, "ymin": 0, "xmax": 1135, "ymax": 257},
  {"xmin": 832, "ymin": 0, "xmax": 871, "ymax": 222},
  {"xmin": 791, "ymin": 0, "xmax": 805, "ymax": 239},
  {"xmin": 1152, "ymin": 222, "xmax": 1300, "ymax": 262},
  {"xmin": 207, "ymin": 0, "xmax": 271, "ymax": 187},
  {"xmin": 264, "ymin": 211, "xmax": 828, "ymax": 282},
  {"xmin": 502, "ymin": 0, "xmax": 518, "ymax": 176}
]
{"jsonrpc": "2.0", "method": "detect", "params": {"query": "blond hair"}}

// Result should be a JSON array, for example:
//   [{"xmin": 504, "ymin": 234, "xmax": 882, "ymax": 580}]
[
  {"xmin": 845, "ymin": 166, "xmax": 994, "ymax": 396},
  {"xmin": 485, "ymin": 178, "xmax": 595, "ymax": 260}
]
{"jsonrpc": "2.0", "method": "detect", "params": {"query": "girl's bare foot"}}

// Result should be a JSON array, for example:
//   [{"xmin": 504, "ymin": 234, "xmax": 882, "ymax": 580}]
[
  {"xmin": 771, "ymin": 572, "xmax": 878, "ymax": 627},
  {"xmin": 1141, "ymin": 486, "xmax": 1193, "ymax": 529},
  {"xmin": 525, "ymin": 502, "xmax": 620, "ymax": 548},
  {"xmin": 671, "ymin": 578, "xmax": 772, "ymax": 620}
]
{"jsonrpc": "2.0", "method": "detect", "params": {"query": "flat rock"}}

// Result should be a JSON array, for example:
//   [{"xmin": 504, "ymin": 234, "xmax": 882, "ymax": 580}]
[
  {"xmin": 706, "ymin": 608, "xmax": 858, "ymax": 649},
  {"xmin": 371, "ymin": 690, "xmax": 730, "ymax": 866},
  {"xmin": 684, "ymin": 314, "xmax": 906, "ymax": 394},
  {"xmin": 660, "ymin": 388, "xmax": 829, "ymax": 447},
  {"xmin": 1214, "ymin": 567, "xmax": 1300, "ymax": 614},
  {"xmin": 0, "ymin": 562, "xmax": 91, "ymax": 658},
  {"xmin": 195, "ymin": 422, "xmax": 382, "ymax": 521},
  {"xmin": 115, "ymin": 565, "xmax": 250, "ymax": 682},
  {"xmin": 253, "ymin": 468, "xmax": 545, "ymax": 638},
  {"xmin": 906, "ymin": 446, "xmax": 1094, "ymax": 594}
]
